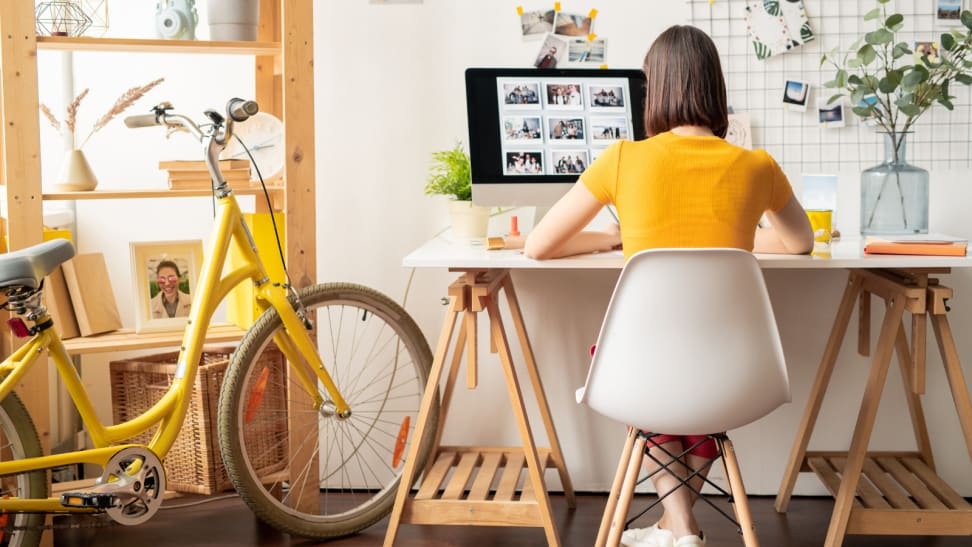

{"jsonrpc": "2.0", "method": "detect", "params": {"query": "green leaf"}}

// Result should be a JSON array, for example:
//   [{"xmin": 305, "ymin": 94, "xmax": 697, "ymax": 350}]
[
  {"xmin": 899, "ymin": 104, "xmax": 921, "ymax": 116},
  {"xmin": 858, "ymin": 44, "xmax": 877, "ymax": 65},
  {"xmin": 836, "ymin": 69, "xmax": 848, "ymax": 88},
  {"xmin": 877, "ymin": 0, "xmax": 891, "ymax": 4},
  {"xmin": 865, "ymin": 28, "xmax": 894, "ymax": 45},
  {"xmin": 852, "ymin": 106, "xmax": 874, "ymax": 117},
  {"xmin": 863, "ymin": 8, "xmax": 881, "ymax": 20},
  {"xmin": 956, "ymin": 73, "xmax": 972, "ymax": 84},
  {"xmin": 878, "ymin": 75, "xmax": 899, "ymax": 94},
  {"xmin": 848, "ymin": 74, "xmax": 863, "ymax": 85},
  {"xmin": 819, "ymin": 53, "xmax": 828, "ymax": 66},
  {"xmin": 826, "ymin": 93, "xmax": 843, "ymax": 105},
  {"xmin": 885, "ymin": 13, "xmax": 904, "ymax": 31},
  {"xmin": 901, "ymin": 66, "xmax": 929, "ymax": 87},
  {"xmin": 823, "ymin": 79, "xmax": 838, "ymax": 88},
  {"xmin": 939, "ymin": 96, "xmax": 955, "ymax": 110},
  {"xmin": 847, "ymin": 58, "xmax": 862, "ymax": 68},
  {"xmin": 962, "ymin": 10, "xmax": 972, "ymax": 30},
  {"xmin": 850, "ymin": 88, "xmax": 866, "ymax": 105},
  {"xmin": 942, "ymin": 32, "xmax": 957, "ymax": 51}
]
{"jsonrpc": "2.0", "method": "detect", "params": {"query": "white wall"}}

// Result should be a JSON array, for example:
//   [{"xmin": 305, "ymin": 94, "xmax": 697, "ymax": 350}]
[{"xmin": 37, "ymin": 1, "xmax": 972, "ymax": 496}]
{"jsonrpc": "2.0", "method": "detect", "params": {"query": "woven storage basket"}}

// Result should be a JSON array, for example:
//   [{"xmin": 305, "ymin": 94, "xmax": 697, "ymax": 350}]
[{"xmin": 110, "ymin": 346, "xmax": 288, "ymax": 495}]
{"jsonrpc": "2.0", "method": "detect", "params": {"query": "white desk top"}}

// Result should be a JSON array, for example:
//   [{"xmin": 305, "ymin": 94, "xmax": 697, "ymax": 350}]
[{"xmin": 404, "ymin": 235, "xmax": 972, "ymax": 270}]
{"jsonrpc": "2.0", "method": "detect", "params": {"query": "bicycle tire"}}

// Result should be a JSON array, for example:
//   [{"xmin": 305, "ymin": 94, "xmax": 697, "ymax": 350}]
[
  {"xmin": 218, "ymin": 282, "xmax": 438, "ymax": 539},
  {"xmin": 0, "ymin": 391, "xmax": 48, "ymax": 547}
]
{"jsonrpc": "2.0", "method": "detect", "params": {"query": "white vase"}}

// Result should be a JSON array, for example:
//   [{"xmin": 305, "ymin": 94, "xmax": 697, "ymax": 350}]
[
  {"xmin": 447, "ymin": 200, "xmax": 490, "ymax": 240},
  {"xmin": 55, "ymin": 149, "xmax": 98, "ymax": 191},
  {"xmin": 207, "ymin": 0, "xmax": 260, "ymax": 41}
]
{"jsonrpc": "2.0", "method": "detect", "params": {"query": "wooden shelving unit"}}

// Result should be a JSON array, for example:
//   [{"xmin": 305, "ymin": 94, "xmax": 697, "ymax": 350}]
[
  {"xmin": 0, "ymin": 4, "xmax": 316, "ymax": 543},
  {"xmin": 61, "ymin": 324, "xmax": 246, "ymax": 355},
  {"xmin": 42, "ymin": 186, "xmax": 285, "ymax": 208}
]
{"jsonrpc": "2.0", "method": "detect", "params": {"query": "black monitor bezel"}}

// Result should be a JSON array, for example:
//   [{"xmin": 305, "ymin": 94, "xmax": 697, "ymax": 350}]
[{"xmin": 465, "ymin": 67, "xmax": 647, "ymax": 186}]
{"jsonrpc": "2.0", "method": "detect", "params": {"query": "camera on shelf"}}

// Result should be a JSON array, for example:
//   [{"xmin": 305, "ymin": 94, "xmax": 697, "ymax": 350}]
[{"xmin": 155, "ymin": 0, "xmax": 198, "ymax": 40}]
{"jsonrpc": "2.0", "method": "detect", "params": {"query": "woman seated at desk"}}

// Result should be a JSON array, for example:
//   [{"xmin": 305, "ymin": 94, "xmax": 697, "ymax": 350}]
[{"xmin": 522, "ymin": 25, "xmax": 813, "ymax": 547}]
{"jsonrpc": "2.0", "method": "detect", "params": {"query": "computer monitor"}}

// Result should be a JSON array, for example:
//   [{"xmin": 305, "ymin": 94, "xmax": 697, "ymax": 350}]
[{"xmin": 465, "ymin": 67, "xmax": 647, "ymax": 209}]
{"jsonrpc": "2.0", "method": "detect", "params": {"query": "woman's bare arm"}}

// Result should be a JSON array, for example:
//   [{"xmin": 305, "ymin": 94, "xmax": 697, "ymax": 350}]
[
  {"xmin": 753, "ymin": 194, "xmax": 814, "ymax": 254},
  {"xmin": 523, "ymin": 182, "xmax": 620, "ymax": 259}
]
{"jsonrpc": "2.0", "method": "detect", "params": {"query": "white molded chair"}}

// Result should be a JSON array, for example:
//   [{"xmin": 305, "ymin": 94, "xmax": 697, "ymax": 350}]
[{"xmin": 576, "ymin": 248, "xmax": 791, "ymax": 547}]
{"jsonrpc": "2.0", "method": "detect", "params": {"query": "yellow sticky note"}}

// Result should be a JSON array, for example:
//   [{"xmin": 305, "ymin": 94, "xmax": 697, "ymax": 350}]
[
  {"xmin": 588, "ymin": 32, "xmax": 597, "ymax": 42},
  {"xmin": 517, "ymin": 6, "xmax": 523, "ymax": 16},
  {"xmin": 554, "ymin": 2, "xmax": 561, "ymax": 11},
  {"xmin": 589, "ymin": 8, "xmax": 598, "ymax": 19}
]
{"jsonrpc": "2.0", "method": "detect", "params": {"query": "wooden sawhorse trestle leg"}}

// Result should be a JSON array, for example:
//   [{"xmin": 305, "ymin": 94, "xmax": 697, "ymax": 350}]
[
  {"xmin": 383, "ymin": 269, "xmax": 576, "ymax": 546},
  {"xmin": 775, "ymin": 268, "xmax": 972, "ymax": 546}
]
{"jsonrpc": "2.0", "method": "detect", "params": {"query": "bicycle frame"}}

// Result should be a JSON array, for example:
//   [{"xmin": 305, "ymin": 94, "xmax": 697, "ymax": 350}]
[{"xmin": 0, "ymin": 176, "xmax": 350, "ymax": 514}]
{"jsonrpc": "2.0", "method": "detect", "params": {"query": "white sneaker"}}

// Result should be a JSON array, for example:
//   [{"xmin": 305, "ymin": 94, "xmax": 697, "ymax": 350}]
[
  {"xmin": 620, "ymin": 522, "xmax": 675, "ymax": 547},
  {"xmin": 673, "ymin": 530, "xmax": 706, "ymax": 547}
]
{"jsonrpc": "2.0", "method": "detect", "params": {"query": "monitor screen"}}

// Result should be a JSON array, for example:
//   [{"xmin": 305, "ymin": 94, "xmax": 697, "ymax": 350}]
[{"xmin": 465, "ymin": 67, "xmax": 647, "ymax": 208}]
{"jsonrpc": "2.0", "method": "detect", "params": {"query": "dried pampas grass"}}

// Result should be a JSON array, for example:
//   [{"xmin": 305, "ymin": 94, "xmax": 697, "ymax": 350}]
[{"xmin": 37, "ymin": 78, "xmax": 164, "ymax": 148}]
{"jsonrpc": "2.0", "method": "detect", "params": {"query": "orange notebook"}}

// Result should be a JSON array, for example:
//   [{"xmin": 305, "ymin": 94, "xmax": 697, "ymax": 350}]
[{"xmin": 864, "ymin": 234, "xmax": 968, "ymax": 256}]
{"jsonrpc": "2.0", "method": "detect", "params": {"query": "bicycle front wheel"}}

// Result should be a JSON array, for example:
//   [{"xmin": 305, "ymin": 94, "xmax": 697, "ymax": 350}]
[
  {"xmin": 218, "ymin": 282, "xmax": 437, "ymax": 539},
  {"xmin": 0, "ymin": 391, "xmax": 48, "ymax": 547}
]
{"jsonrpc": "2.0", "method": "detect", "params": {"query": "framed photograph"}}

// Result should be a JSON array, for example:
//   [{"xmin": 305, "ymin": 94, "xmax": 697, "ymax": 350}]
[
  {"xmin": 782, "ymin": 80, "xmax": 810, "ymax": 112},
  {"xmin": 553, "ymin": 11, "xmax": 593, "ymax": 37},
  {"xmin": 501, "ymin": 81, "xmax": 541, "ymax": 108},
  {"xmin": 533, "ymin": 33, "xmax": 568, "ymax": 69},
  {"xmin": 544, "ymin": 82, "xmax": 584, "ymax": 109},
  {"xmin": 130, "ymin": 240, "xmax": 204, "ymax": 333},
  {"xmin": 914, "ymin": 41, "xmax": 941, "ymax": 64},
  {"xmin": 935, "ymin": 0, "xmax": 963, "ymax": 27},
  {"xmin": 547, "ymin": 116, "xmax": 586, "ymax": 141},
  {"xmin": 817, "ymin": 99, "xmax": 845, "ymax": 128},
  {"xmin": 550, "ymin": 150, "xmax": 589, "ymax": 174},
  {"xmin": 504, "ymin": 150, "xmax": 544, "ymax": 175},
  {"xmin": 588, "ymin": 85, "xmax": 626, "ymax": 111},
  {"xmin": 520, "ymin": 9, "xmax": 555, "ymax": 40},
  {"xmin": 503, "ymin": 116, "xmax": 543, "ymax": 142},
  {"xmin": 565, "ymin": 37, "xmax": 606, "ymax": 66},
  {"xmin": 590, "ymin": 117, "xmax": 629, "ymax": 142}
]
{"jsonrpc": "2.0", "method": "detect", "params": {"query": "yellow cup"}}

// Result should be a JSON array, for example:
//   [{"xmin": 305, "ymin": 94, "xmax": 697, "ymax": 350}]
[{"xmin": 806, "ymin": 209, "xmax": 832, "ymax": 244}]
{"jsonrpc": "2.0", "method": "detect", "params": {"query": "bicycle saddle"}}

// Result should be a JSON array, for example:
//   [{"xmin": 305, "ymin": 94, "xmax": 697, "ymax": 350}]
[{"xmin": 0, "ymin": 239, "xmax": 75, "ymax": 290}]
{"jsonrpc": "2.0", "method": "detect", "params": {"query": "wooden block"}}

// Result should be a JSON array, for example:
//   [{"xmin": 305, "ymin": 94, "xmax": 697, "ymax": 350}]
[
  {"xmin": 44, "ymin": 265, "xmax": 80, "ymax": 340},
  {"xmin": 61, "ymin": 253, "xmax": 122, "ymax": 336}
]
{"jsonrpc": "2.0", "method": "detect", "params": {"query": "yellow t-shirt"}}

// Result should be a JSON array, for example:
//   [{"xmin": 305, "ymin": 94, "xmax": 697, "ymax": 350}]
[{"xmin": 582, "ymin": 132, "xmax": 793, "ymax": 260}]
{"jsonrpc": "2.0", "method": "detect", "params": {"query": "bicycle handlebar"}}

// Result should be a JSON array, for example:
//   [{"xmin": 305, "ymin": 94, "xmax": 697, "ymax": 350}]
[{"xmin": 124, "ymin": 113, "xmax": 160, "ymax": 129}]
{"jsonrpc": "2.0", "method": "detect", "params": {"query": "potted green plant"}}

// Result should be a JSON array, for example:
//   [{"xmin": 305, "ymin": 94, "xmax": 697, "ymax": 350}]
[
  {"xmin": 822, "ymin": 0, "xmax": 972, "ymax": 234},
  {"xmin": 424, "ymin": 142, "xmax": 490, "ymax": 239}
]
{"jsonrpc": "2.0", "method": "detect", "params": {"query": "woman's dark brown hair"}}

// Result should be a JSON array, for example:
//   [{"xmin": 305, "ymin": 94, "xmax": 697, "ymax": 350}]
[{"xmin": 642, "ymin": 25, "xmax": 728, "ymax": 138}]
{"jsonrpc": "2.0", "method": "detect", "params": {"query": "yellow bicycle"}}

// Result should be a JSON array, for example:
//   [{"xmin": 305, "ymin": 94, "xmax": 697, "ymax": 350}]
[{"xmin": 0, "ymin": 99, "xmax": 437, "ymax": 545}]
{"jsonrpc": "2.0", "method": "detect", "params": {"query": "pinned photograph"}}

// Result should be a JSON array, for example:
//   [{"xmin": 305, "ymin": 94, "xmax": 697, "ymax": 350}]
[
  {"xmin": 534, "ymin": 33, "xmax": 568, "ymax": 69},
  {"xmin": 817, "ymin": 99, "xmax": 845, "ymax": 128},
  {"xmin": 547, "ymin": 117, "xmax": 586, "ymax": 140},
  {"xmin": 551, "ymin": 150, "xmax": 589, "ymax": 174},
  {"xmin": 589, "ymin": 85, "xmax": 626, "ymax": 110},
  {"xmin": 782, "ymin": 80, "xmax": 810, "ymax": 112},
  {"xmin": 553, "ymin": 11, "xmax": 593, "ymax": 37},
  {"xmin": 130, "ymin": 240, "xmax": 203, "ymax": 333},
  {"xmin": 501, "ymin": 81, "xmax": 541, "ymax": 108},
  {"xmin": 590, "ymin": 117, "xmax": 629, "ymax": 142},
  {"xmin": 566, "ymin": 37, "xmax": 606, "ymax": 66},
  {"xmin": 503, "ymin": 116, "xmax": 543, "ymax": 142},
  {"xmin": 520, "ymin": 9, "xmax": 555, "ymax": 40},
  {"xmin": 914, "ymin": 41, "xmax": 941, "ymax": 64},
  {"xmin": 544, "ymin": 82, "xmax": 583, "ymax": 108},
  {"xmin": 505, "ymin": 151, "xmax": 544, "ymax": 175},
  {"xmin": 856, "ymin": 94, "xmax": 880, "ymax": 126},
  {"xmin": 936, "ymin": 0, "xmax": 963, "ymax": 27}
]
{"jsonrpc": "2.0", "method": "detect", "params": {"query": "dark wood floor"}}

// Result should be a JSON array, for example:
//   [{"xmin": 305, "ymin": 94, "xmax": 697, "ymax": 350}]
[{"xmin": 52, "ymin": 493, "xmax": 970, "ymax": 546}]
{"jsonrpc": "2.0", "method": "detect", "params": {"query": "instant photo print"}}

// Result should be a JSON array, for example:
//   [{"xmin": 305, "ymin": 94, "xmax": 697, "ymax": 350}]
[
  {"xmin": 818, "ymin": 99, "xmax": 845, "ymax": 127},
  {"xmin": 782, "ymin": 80, "xmax": 810, "ymax": 112}
]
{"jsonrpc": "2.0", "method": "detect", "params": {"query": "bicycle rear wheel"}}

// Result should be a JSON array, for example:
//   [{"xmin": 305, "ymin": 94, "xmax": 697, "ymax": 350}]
[
  {"xmin": 218, "ymin": 282, "xmax": 437, "ymax": 539},
  {"xmin": 0, "ymin": 391, "xmax": 48, "ymax": 547}
]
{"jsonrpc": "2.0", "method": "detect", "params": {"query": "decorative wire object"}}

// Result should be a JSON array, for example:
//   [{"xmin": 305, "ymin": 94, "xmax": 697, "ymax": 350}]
[
  {"xmin": 688, "ymin": 0, "xmax": 972, "ymax": 171},
  {"xmin": 35, "ymin": 1, "xmax": 93, "ymax": 37},
  {"xmin": 81, "ymin": 0, "xmax": 109, "ymax": 37}
]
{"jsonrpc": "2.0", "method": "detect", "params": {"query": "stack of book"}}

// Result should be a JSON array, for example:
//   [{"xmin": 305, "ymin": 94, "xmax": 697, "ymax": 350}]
[
  {"xmin": 864, "ymin": 234, "xmax": 969, "ymax": 256},
  {"xmin": 160, "ymin": 159, "xmax": 252, "ymax": 190}
]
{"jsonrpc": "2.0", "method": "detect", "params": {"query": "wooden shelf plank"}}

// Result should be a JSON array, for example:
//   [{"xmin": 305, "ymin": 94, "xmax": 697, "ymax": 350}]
[
  {"xmin": 61, "ymin": 324, "xmax": 246, "ymax": 355},
  {"xmin": 36, "ymin": 36, "xmax": 280, "ymax": 56},
  {"xmin": 42, "ymin": 186, "xmax": 284, "ymax": 201}
]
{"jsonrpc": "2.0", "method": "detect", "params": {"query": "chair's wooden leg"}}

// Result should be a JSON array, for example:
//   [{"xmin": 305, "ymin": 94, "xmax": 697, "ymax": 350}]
[
  {"xmin": 776, "ymin": 273, "xmax": 863, "ymax": 513},
  {"xmin": 596, "ymin": 427, "xmax": 638, "ymax": 547},
  {"xmin": 606, "ymin": 435, "xmax": 646, "ymax": 547},
  {"xmin": 823, "ymin": 295, "xmax": 906, "ymax": 547},
  {"xmin": 383, "ymin": 303, "xmax": 461, "ymax": 546},
  {"xmin": 722, "ymin": 438, "xmax": 758, "ymax": 547}
]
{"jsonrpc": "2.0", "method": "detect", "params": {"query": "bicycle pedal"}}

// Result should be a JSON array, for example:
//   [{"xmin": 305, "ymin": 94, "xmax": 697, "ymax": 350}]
[{"xmin": 60, "ymin": 492, "xmax": 117, "ymax": 509}]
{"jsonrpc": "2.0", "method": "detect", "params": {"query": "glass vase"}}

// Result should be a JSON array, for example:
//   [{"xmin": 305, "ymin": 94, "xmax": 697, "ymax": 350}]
[{"xmin": 860, "ymin": 132, "xmax": 928, "ymax": 235}]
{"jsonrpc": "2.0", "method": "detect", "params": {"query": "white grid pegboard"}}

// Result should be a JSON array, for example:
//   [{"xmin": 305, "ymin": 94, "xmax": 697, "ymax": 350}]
[{"xmin": 688, "ymin": 0, "xmax": 972, "ymax": 171}]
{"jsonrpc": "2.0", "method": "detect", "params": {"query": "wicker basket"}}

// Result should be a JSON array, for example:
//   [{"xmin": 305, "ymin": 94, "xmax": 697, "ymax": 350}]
[{"xmin": 110, "ymin": 346, "xmax": 288, "ymax": 495}]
